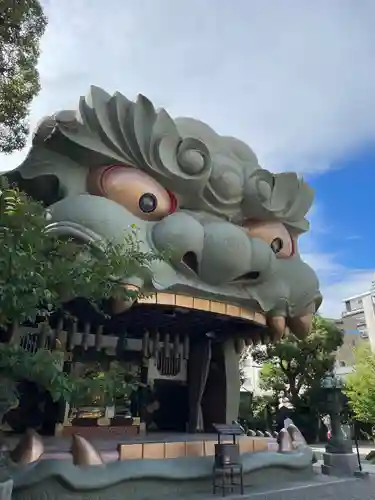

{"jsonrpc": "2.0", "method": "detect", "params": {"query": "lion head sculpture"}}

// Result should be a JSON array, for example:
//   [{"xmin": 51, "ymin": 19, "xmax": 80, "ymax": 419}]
[{"xmin": 8, "ymin": 85, "xmax": 322, "ymax": 341}]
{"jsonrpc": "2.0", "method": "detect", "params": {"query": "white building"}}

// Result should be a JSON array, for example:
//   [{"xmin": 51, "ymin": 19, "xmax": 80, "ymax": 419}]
[
  {"xmin": 240, "ymin": 276, "xmax": 375, "ymax": 394},
  {"xmin": 240, "ymin": 313, "xmax": 366, "ymax": 395},
  {"xmin": 341, "ymin": 277, "xmax": 375, "ymax": 352},
  {"xmin": 240, "ymin": 353, "xmax": 264, "ymax": 396}
]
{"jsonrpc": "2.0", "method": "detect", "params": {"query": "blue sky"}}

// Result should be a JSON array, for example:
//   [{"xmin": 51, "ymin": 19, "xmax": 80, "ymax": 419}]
[
  {"xmin": 1, "ymin": 0, "xmax": 374, "ymax": 318},
  {"xmin": 311, "ymin": 148, "xmax": 375, "ymax": 271},
  {"xmin": 298, "ymin": 148, "xmax": 375, "ymax": 317}
]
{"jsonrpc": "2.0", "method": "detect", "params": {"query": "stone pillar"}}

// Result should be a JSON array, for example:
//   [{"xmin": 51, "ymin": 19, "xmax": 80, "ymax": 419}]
[
  {"xmin": 63, "ymin": 402, "xmax": 71, "ymax": 427},
  {"xmin": 0, "ymin": 480, "xmax": 13, "ymax": 500},
  {"xmin": 222, "ymin": 337, "xmax": 240, "ymax": 424},
  {"xmin": 321, "ymin": 391, "xmax": 360, "ymax": 477}
]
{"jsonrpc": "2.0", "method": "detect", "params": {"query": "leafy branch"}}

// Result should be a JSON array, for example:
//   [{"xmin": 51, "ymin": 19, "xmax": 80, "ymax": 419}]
[
  {"xmin": 252, "ymin": 315, "xmax": 344, "ymax": 408},
  {"xmin": 0, "ymin": 177, "xmax": 160, "ymax": 327},
  {"xmin": 345, "ymin": 345, "xmax": 375, "ymax": 423},
  {"xmin": 0, "ymin": 0, "xmax": 47, "ymax": 153},
  {"xmin": 0, "ymin": 344, "xmax": 139, "ymax": 412}
]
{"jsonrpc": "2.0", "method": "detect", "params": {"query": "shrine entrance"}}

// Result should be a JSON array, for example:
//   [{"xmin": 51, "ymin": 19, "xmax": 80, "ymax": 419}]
[{"xmin": 151, "ymin": 380, "xmax": 189, "ymax": 432}]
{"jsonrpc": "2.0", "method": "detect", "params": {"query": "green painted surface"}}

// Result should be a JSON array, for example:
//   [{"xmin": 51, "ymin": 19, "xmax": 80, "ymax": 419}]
[
  {"xmin": 7, "ymin": 444, "xmax": 313, "ymax": 499},
  {"xmin": 7, "ymin": 85, "xmax": 321, "ymax": 320}
]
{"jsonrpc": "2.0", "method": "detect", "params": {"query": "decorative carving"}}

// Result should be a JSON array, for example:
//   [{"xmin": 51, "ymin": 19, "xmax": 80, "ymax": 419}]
[
  {"xmin": 10, "ymin": 429, "xmax": 44, "ymax": 464},
  {"xmin": 287, "ymin": 313, "xmax": 313, "ymax": 340},
  {"xmin": 70, "ymin": 434, "xmax": 104, "ymax": 466},
  {"xmin": 7, "ymin": 85, "xmax": 322, "ymax": 344},
  {"xmin": 267, "ymin": 316, "xmax": 286, "ymax": 341},
  {"xmin": 3, "ymin": 438, "xmax": 314, "ymax": 499},
  {"xmin": 287, "ymin": 424, "xmax": 307, "ymax": 448},
  {"xmin": 30, "ymin": 86, "xmax": 311, "ymax": 230}
]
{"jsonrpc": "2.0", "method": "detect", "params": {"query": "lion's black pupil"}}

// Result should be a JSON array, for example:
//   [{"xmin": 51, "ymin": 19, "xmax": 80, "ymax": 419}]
[
  {"xmin": 271, "ymin": 237, "xmax": 283, "ymax": 254},
  {"xmin": 139, "ymin": 193, "xmax": 157, "ymax": 213}
]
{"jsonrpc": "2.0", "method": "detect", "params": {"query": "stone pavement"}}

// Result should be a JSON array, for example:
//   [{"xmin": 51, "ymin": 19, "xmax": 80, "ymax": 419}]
[
  {"xmin": 168, "ymin": 475, "xmax": 375, "ymax": 500},
  {"xmin": 235, "ymin": 476, "xmax": 375, "ymax": 500}
]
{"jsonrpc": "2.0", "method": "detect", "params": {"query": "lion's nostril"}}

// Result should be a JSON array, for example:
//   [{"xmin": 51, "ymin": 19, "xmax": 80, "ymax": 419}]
[
  {"xmin": 233, "ymin": 271, "xmax": 260, "ymax": 282},
  {"xmin": 182, "ymin": 251, "xmax": 199, "ymax": 274}
]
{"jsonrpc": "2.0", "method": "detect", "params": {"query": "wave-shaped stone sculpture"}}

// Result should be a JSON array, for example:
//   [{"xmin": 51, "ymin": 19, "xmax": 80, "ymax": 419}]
[{"xmin": 4, "ymin": 424, "xmax": 313, "ymax": 500}]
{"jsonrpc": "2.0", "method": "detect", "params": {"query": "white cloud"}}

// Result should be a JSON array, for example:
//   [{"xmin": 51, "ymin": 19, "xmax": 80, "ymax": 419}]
[
  {"xmin": 320, "ymin": 270, "xmax": 374, "ymax": 318},
  {"xmin": 2, "ymin": 0, "xmax": 375, "ymax": 173},
  {"xmin": 299, "ymin": 206, "xmax": 374, "ymax": 319},
  {"xmin": 1, "ymin": 0, "xmax": 374, "ymax": 317}
]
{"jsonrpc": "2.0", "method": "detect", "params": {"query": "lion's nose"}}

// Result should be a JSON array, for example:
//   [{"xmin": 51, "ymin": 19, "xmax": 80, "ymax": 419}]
[
  {"xmin": 199, "ymin": 222, "xmax": 273, "ymax": 285},
  {"xmin": 153, "ymin": 213, "xmax": 275, "ymax": 286},
  {"xmin": 152, "ymin": 212, "xmax": 204, "ymax": 270}
]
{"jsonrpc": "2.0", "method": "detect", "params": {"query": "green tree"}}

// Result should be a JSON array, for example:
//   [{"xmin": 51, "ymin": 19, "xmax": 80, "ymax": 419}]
[
  {"xmin": 345, "ymin": 344, "xmax": 375, "ymax": 423},
  {"xmin": 0, "ymin": 0, "xmax": 47, "ymax": 153},
  {"xmin": 0, "ymin": 176, "xmax": 159, "ymax": 332},
  {"xmin": 252, "ymin": 315, "xmax": 344, "ymax": 409}
]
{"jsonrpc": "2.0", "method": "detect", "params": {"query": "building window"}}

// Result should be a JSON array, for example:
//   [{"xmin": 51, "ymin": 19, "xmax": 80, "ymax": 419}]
[
  {"xmin": 345, "ymin": 301, "xmax": 351, "ymax": 312},
  {"xmin": 339, "ymin": 361, "xmax": 346, "ymax": 367},
  {"xmin": 358, "ymin": 299, "xmax": 363, "ymax": 306},
  {"xmin": 157, "ymin": 352, "xmax": 181, "ymax": 376}
]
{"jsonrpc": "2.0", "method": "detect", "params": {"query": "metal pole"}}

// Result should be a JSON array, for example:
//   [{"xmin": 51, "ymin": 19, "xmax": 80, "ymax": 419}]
[{"xmin": 353, "ymin": 420, "xmax": 362, "ymax": 472}]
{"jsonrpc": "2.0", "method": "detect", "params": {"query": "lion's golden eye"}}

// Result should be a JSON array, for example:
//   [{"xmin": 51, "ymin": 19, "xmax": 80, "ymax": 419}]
[
  {"xmin": 243, "ymin": 221, "xmax": 294, "ymax": 258},
  {"xmin": 87, "ymin": 165, "xmax": 177, "ymax": 221}
]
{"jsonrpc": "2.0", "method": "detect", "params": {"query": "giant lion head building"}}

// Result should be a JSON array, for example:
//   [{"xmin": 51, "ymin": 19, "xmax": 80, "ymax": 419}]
[{"xmin": 8, "ymin": 86, "xmax": 322, "ymax": 433}]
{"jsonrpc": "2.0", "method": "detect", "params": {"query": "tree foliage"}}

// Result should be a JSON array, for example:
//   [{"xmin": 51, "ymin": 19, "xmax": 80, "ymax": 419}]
[
  {"xmin": 345, "ymin": 344, "xmax": 375, "ymax": 423},
  {"xmin": 0, "ymin": 0, "xmax": 47, "ymax": 153},
  {"xmin": 0, "ymin": 176, "xmax": 159, "ymax": 328},
  {"xmin": 0, "ymin": 344, "xmax": 139, "ymax": 419},
  {"xmin": 252, "ymin": 315, "xmax": 344, "ymax": 409}
]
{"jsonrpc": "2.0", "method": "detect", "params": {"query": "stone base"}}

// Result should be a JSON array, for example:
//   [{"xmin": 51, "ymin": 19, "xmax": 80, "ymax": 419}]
[
  {"xmin": 321, "ymin": 452, "xmax": 359, "ymax": 477},
  {"xmin": 325, "ymin": 438, "xmax": 353, "ymax": 455},
  {"xmin": 354, "ymin": 470, "xmax": 370, "ymax": 479}
]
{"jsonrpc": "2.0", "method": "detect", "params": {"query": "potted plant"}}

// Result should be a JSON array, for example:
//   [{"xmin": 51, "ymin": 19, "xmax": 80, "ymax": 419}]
[{"xmin": 68, "ymin": 361, "xmax": 139, "ymax": 423}]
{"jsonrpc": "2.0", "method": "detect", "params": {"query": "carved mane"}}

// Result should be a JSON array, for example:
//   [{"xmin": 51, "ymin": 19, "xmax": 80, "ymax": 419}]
[{"xmin": 10, "ymin": 85, "xmax": 314, "ymax": 232}]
